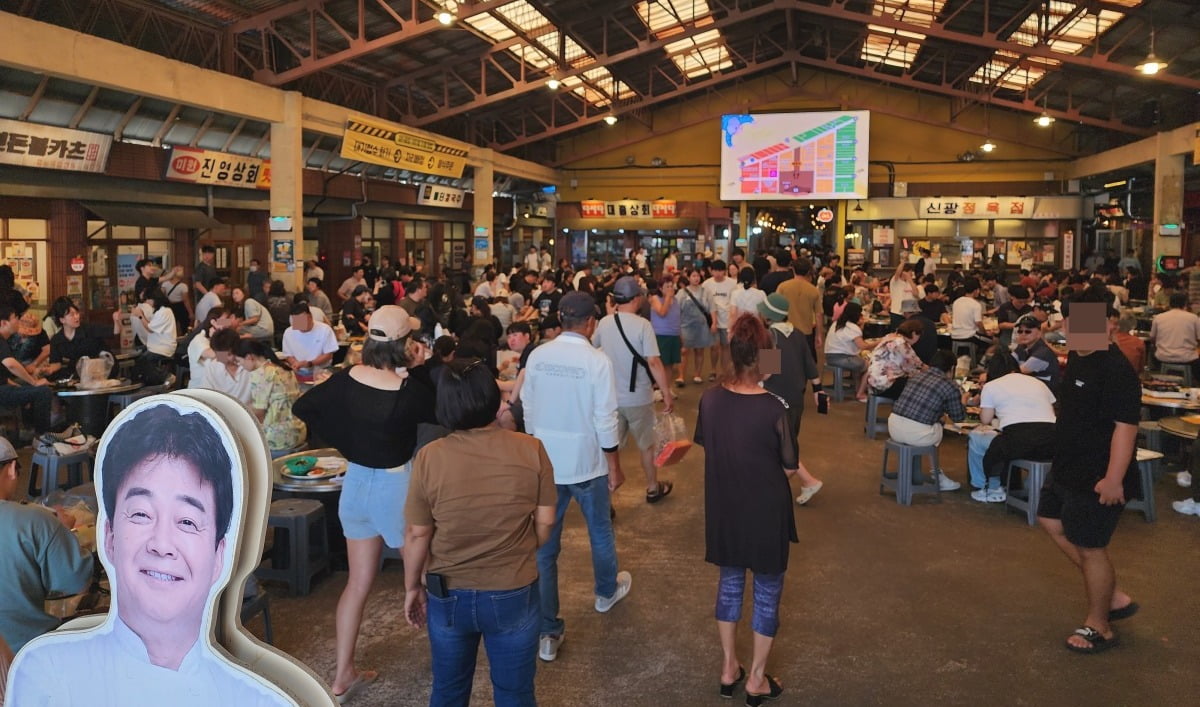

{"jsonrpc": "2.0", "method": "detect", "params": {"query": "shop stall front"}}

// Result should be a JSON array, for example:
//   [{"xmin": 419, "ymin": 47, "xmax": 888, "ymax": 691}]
[
  {"xmin": 847, "ymin": 195, "xmax": 1082, "ymax": 273},
  {"xmin": 556, "ymin": 199, "xmax": 730, "ymax": 269}
]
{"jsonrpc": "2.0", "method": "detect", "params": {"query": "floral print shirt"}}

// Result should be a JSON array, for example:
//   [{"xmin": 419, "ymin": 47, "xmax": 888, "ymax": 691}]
[
  {"xmin": 250, "ymin": 364, "xmax": 307, "ymax": 451},
  {"xmin": 866, "ymin": 333, "xmax": 923, "ymax": 391}
]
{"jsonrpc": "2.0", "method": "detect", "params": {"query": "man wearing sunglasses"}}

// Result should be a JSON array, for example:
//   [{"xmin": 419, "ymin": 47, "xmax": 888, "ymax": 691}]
[
  {"xmin": 1013, "ymin": 315, "xmax": 1062, "ymax": 394},
  {"xmin": 0, "ymin": 436, "xmax": 93, "ymax": 653}
]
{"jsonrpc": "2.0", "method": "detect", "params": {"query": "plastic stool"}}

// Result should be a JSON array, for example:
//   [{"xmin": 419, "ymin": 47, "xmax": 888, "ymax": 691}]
[
  {"xmin": 1125, "ymin": 448, "xmax": 1163, "ymax": 522},
  {"xmin": 879, "ymin": 439, "xmax": 941, "ymax": 506},
  {"xmin": 951, "ymin": 340, "xmax": 979, "ymax": 364},
  {"xmin": 241, "ymin": 581, "xmax": 274, "ymax": 645},
  {"xmin": 1004, "ymin": 459, "xmax": 1052, "ymax": 526},
  {"xmin": 864, "ymin": 392, "xmax": 895, "ymax": 439},
  {"xmin": 255, "ymin": 498, "xmax": 330, "ymax": 596},
  {"xmin": 1159, "ymin": 363, "xmax": 1193, "ymax": 386},
  {"xmin": 1137, "ymin": 420, "xmax": 1163, "ymax": 453},
  {"xmin": 28, "ymin": 450, "xmax": 94, "ymax": 500},
  {"xmin": 824, "ymin": 363, "xmax": 860, "ymax": 403}
]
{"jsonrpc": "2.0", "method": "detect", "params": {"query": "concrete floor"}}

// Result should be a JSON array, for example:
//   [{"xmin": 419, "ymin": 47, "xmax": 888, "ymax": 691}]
[{"xmin": 19, "ymin": 378, "xmax": 1200, "ymax": 705}]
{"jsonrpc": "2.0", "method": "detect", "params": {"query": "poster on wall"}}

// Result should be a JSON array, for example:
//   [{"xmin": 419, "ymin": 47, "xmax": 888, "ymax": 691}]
[
  {"xmin": 115, "ymin": 251, "xmax": 139, "ymax": 304},
  {"xmin": 66, "ymin": 275, "xmax": 83, "ymax": 297},
  {"xmin": 571, "ymin": 233, "xmax": 588, "ymax": 266},
  {"xmin": 0, "ymin": 118, "xmax": 113, "ymax": 173},
  {"xmin": 451, "ymin": 242, "xmax": 466, "ymax": 269},
  {"xmin": 272, "ymin": 240, "xmax": 294, "ymax": 272},
  {"xmin": 720, "ymin": 111, "xmax": 869, "ymax": 201}
]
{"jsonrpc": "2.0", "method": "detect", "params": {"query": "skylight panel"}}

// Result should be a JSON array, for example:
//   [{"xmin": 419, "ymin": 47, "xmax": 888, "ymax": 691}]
[
  {"xmin": 861, "ymin": 24, "xmax": 927, "ymax": 70},
  {"xmin": 636, "ymin": 1, "xmax": 727, "ymax": 79}
]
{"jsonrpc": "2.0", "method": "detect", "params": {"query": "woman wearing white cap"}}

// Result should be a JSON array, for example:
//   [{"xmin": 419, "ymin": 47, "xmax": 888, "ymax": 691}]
[{"xmin": 293, "ymin": 305, "xmax": 436, "ymax": 703}]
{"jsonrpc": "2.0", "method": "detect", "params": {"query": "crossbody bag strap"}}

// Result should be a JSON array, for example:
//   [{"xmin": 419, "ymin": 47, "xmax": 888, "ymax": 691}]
[
  {"xmin": 683, "ymin": 287, "xmax": 709, "ymax": 316},
  {"xmin": 613, "ymin": 313, "xmax": 653, "ymax": 394}
]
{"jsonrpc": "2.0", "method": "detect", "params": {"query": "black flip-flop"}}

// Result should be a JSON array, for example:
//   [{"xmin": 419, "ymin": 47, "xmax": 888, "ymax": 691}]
[
  {"xmin": 745, "ymin": 674, "xmax": 784, "ymax": 706},
  {"xmin": 1065, "ymin": 626, "xmax": 1120, "ymax": 654},
  {"xmin": 646, "ymin": 480, "xmax": 674, "ymax": 504},
  {"xmin": 719, "ymin": 666, "xmax": 745, "ymax": 698},
  {"xmin": 1108, "ymin": 601, "xmax": 1139, "ymax": 622}
]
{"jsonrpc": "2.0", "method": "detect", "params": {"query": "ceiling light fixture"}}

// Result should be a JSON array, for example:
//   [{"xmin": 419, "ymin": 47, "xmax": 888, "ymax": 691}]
[
  {"xmin": 1136, "ymin": 25, "xmax": 1167, "ymax": 75},
  {"xmin": 1035, "ymin": 112, "xmax": 1055, "ymax": 127},
  {"xmin": 603, "ymin": 114, "xmax": 618, "ymax": 126},
  {"xmin": 980, "ymin": 139, "xmax": 997, "ymax": 153},
  {"xmin": 436, "ymin": 11, "xmax": 454, "ymax": 26},
  {"xmin": 547, "ymin": 78, "xmax": 561, "ymax": 90}
]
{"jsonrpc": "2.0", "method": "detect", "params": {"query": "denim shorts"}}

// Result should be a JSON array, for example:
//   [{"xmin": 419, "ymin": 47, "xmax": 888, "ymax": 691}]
[{"xmin": 338, "ymin": 461, "xmax": 411, "ymax": 548}]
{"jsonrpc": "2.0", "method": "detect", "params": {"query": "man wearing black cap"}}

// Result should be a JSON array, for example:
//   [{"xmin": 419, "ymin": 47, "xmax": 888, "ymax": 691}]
[
  {"xmin": 592, "ymin": 277, "xmax": 675, "ymax": 503},
  {"xmin": 523, "ymin": 291, "xmax": 631, "ymax": 663},
  {"xmin": 1013, "ymin": 315, "xmax": 1062, "ymax": 393}
]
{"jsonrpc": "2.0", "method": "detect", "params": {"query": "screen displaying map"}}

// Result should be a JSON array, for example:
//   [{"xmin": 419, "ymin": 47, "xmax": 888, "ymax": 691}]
[{"xmin": 720, "ymin": 111, "xmax": 869, "ymax": 201}]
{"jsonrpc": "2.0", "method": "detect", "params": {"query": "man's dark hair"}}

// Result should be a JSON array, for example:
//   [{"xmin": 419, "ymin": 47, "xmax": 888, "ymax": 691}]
[
  {"xmin": 924, "ymin": 284, "xmax": 940, "ymax": 295},
  {"xmin": 353, "ymin": 266, "xmax": 365, "ymax": 275},
  {"xmin": 1170, "ymin": 291, "xmax": 1188, "ymax": 309},
  {"xmin": 436, "ymin": 358, "xmax": 502, "ymax": 430},
  {"xmin": 710, "ymin": 260, "xmax": 727, "ymax": 271},
  {"xmin": 930, "ymin": 350, "xmax": 956, "ymax": 373},
  {"xmin": 102, "ymin": 404, "xmax": 234, "ymax": 549},
  {"xmin": 507, "ymin": 321, "xmax": 532, "ymax": 336},
  {"xmin": 51, "ymin": 296, "xmax": 78, "ymax": 326},
  {"xmin": 985, "ymin": 349, "xmax": 1020, "ymax": 380},
  {"xmin": 307, "ymin": 277, "xmax": 323, "ymax": 288},
  {"xmin": 210, "ymin": 277, "xmax": 227, "ymax": 289},
  {"xmin": 773, "ymin": 248, "xmax": 792, "ymax": 267},
  {"xmin": 290, "ymin": 301, "xmax": 312, "ymax": 316},
  {"xmin": 793, "ymin": 258, "xmax": 814, "ymax": 277},
  {"xmin": 983, "ymin": 271, "xmax": 997, "ymax": 283},
  {"xmin": 1008, "ymin": 285, "xmax": 1030, "ymax": 300},
  {"xmin": 408, "ymin": 276, "xmax": 425, "ymax": 292},
  {"xmin": 1061, "ymin": 283, "xmax": 1118, "ymax": 318},
  {"xmin": 0, "ymin": 303, "xmax": 16, "ymax": 322},
  {"xmin": 200, "ymin": 245, "xmax": 216, "ymax": 255},
  {"xmin": 731, "ymin": 247, "xmax": 745, "ymax": 259},
  {"xmin": 963, "ymin": 277, "xmax": 981, "ymax": 294},
  {"xmin": 210, "ymin": 328, "xmax": 240, "ymax": 352}
]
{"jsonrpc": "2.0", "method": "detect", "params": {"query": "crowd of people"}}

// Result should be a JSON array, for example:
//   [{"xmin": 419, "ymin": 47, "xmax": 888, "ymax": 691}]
[{"xmin": 3, "ymin": 236, "xmax": 1200, "ymax": 704}]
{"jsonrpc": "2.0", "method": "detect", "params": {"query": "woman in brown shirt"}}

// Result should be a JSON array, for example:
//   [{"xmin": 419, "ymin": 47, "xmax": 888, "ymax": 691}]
[{"xmin": 404, "ymin": 357, "xmax": 557, "ymax": 706}]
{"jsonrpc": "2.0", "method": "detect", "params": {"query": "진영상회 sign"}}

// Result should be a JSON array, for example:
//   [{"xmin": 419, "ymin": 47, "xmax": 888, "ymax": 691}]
[
  {"xmin": 918, "ymin": 197, "xmax": 1034, "ymax": 219},
  {"xmin": 165, "ymin": 147, "xmax": 270, "ymax": 189},
  {"xmin": 340, "ymin": 117, "xmax": 468, "ymax": 179},
  {"xmin": 0, "ymin": 118, "xmax": 112, "ymax": 173},
  {"xmin": 579, "ymin": 199, "xmax": 678, "ymax": 219},
  {"xmin": 416, "ymin": 184, "xmax": 466, "ymax": 208}
]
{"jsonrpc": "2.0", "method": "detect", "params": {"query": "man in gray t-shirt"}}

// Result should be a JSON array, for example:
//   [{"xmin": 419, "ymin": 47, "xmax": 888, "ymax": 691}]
[{"xmin": 591, "ymin": 277, "xmax": 676, "ymax": 503}]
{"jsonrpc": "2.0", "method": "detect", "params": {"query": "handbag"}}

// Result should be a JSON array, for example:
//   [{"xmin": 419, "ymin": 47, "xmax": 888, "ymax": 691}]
[{"xmin": 683, "ymin": 287, "xmax": 712, "ymax": 327}]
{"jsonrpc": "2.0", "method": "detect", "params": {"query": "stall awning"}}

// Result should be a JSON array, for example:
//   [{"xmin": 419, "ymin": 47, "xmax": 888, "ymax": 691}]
[
  {"xmin": 558, "ymin": 217, "xmax": 700, "ymax": 231},
  {"xmin": 82, "ymin": 202, "xmax": 224, "ymax": 229}
]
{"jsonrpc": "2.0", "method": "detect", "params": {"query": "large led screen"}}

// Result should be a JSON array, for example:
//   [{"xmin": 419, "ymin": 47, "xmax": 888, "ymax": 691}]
[{"xmin": 720, "ymin": 111, "xmax": 870, "ymax": 201}]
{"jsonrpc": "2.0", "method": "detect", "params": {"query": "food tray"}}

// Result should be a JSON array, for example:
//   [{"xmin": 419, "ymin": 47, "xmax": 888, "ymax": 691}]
[{"xmin": 280, "ymin": 455, "xmax": 347, "ymax": 481}]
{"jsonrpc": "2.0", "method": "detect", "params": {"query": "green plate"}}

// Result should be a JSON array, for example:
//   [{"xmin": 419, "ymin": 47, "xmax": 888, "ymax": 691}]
[{"xmin": 284, "ymin": 456, "xmax": 318, "ymax": 476}]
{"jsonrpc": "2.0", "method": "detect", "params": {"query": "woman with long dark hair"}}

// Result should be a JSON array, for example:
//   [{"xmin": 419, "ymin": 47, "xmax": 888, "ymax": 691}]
[
  {"xmin": 695, "ymin": 314, "xmax": 799, "ymax": 705},
  {"xmin": 824, "ymin": 301, "xmax": 878, "ymax": 400}
]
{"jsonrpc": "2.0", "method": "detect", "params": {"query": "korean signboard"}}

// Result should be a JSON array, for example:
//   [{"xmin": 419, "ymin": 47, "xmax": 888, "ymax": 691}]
[
  {"xmin": 340, "ymin": 117, "xmax": 468, "ymax": 179},
  {"xmin": 416, "ymin": 183, "xmax": 466, "ymax": 208},
  {"xmin": 918, "ymin": 197, "xmax": 1034, "ymax": 219},
  {"xmin": 165, "ymin": 146, "xmax": 270, "ymax": 189},
  {"xmin": 579, "ymin": 199, "xmax": 678, "ymax": 219},
  {"xmin": 0, "ymin": 118, "xmax": 112, "ymax": 173}
]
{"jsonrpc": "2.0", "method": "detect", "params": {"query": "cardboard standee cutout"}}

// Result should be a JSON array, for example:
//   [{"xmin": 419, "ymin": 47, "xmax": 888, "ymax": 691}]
[{"xmin": 6, "ymin": 394, "xmax": 334, "ymax": 706}]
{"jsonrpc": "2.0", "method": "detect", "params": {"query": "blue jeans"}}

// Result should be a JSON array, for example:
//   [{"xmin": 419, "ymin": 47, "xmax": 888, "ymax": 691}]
[
  {"xmin": 0, "ymin": 383, "xmax": 52, "ymax": 434},
  {"xmin": 536, "ymin": 475, "xmax": 617, "ymax": 637},
  {"xmin": 427, "ymin": 582, "xmax": 540, "ymax": 707},
  {"xmin": 968, "ymin": 428, "xmax": 1001, "ymax": 490},
  {"xmin": 715, "ymin": 567, "xmax": 786, "ymax": 638}
]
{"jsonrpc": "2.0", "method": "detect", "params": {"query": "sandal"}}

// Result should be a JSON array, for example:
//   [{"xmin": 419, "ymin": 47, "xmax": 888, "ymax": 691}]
[
  {"xmin": 334, "ymin": 671, "xmax": 378, "ymax": 704},
  {"xmin": 1108, "ymin": 601, "xmax": 1139, "ymax": 622},
  {"xmin": 646, "ymin": 481, "xmax": 674, "ymax": 504},
  {"xmin": 1065, "ymin": 626, "xmax": 1119, "ymax": 654},
  {"xmin": 745, "ymin": 674, "xmax": 783, "ymax": 705},
  {"xmin": 719, "ymin": 666, "xmax": 746, "ymax": 699}
]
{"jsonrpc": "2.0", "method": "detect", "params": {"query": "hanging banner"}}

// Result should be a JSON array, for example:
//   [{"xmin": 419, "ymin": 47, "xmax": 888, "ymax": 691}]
[
  {"xmin": 0, "ymin": 118, "xmax": 112, "ymax": 173},
  {"xmin": 919, "ymin": 196, "xmax": 1034, "ymax": 219},
  {"xmin": 579, "ymin": 199, "xmax": 678, "ymax": 219},
  {"xmin": 165, "ymin": 146, "xmax": 270, "ymax": 189},
  {"xmin": 340, "ymin": 118, "xmax": 468, "ymax": 178},
  {"xmin": 416, "ymin": 183, "xmax": 466, "ymax": 208}
]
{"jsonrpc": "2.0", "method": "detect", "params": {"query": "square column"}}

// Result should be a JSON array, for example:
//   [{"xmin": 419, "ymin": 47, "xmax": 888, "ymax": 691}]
[{"xmin": 270, "ymin": 91, "xmax": 305, "ymax": 290}]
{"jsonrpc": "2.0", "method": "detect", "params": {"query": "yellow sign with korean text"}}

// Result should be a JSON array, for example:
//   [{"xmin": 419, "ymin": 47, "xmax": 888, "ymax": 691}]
[{"xmin": 339, "ymin": 118, "xmax": 468, "ymax": 179}]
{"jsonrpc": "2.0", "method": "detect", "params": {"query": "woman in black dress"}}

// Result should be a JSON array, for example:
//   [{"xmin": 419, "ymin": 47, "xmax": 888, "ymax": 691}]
[{"xmin": 695, "ymin": 313, "xmax": 799, "ymax": 706}]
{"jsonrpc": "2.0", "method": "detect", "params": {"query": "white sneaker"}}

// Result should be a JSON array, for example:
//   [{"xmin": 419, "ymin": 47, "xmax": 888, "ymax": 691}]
[
  {"xmin": 795, "ymin": 481, "xmax": 823, "ymax": 506},
  {"xmin": 971, "ymin": 488, "xmax": 1006, "ymax": 503},
  {"xmin": 1177, "ymin": 471, "xmax": 1193, "ymax": 488},
  {"xmin": 1172, "ymin": 498, "xmax": 1200, "ymax": 516},
  {"xmin": 936, "ymin": 471, "xmax": 961, "ymax": 492},
  {"xmin": 538, "ymin": 634, "xmax": 564, "ymax": 662},
  {"xmin": 595, "ymin": 571, "xmax": 632, "ymax": 613}
]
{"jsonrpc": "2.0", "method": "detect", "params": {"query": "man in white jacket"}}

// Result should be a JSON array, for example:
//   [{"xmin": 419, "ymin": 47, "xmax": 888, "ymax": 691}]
[{"xmin": 522, "ymin": 291, "xmax": 631, "ymax": 663}]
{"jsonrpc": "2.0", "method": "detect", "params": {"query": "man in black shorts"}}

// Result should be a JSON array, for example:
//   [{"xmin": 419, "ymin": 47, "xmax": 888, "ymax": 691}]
[{"xmin": 1037, "ymin": 285, "xmax": 1140, "ymax": 654}]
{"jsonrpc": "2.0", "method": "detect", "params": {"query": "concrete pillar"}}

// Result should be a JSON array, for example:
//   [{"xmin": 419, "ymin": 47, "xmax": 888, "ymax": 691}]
[
  {"xmin": 1152, "ymin": 133, "xmax": 1186, "ymax": 265},
  {"xmin": 738, "ymin": 201, "xmax": 748, "ymax": 246},
  {"xmin": 270, "ymin": 91, "xmax": 305, "ymax": 290},
  {"xmin": 473, "ymin": 157, "xmax": 495, "ymax": 277},
  {"xmin": 836, "ymin": 201, "xmax": 848, "ymax": 261}
]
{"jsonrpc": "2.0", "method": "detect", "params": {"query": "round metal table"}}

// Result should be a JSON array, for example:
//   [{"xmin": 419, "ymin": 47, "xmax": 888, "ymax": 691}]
[
  {"xmin": 1158, "ymin": 416, "xmax": 1200, "ymax": 440},
  {"xmin": 271, "ymin": 447, "xmax": 349, "ymax": 568},
  {"xmin": 56, "ymin": 382, "xmax": 143, "ymax": 436},
  {"xmin": 1141, "ymin": 395, "xmax": 1200, "ymax": 412}
]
